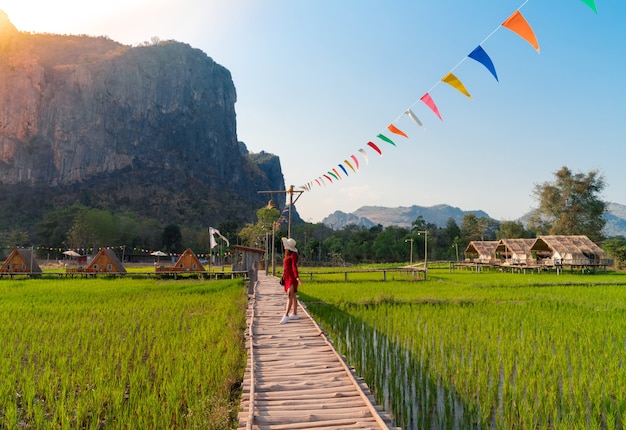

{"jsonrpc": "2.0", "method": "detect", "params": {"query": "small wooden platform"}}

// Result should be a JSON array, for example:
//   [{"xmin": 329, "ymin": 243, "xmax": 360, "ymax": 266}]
[{"xmin": 238, "ymin": 271, "xmax": 398, "ymax": 429}]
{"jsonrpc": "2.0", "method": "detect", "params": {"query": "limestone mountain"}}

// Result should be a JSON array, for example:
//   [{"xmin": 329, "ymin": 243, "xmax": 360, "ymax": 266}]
[
  {"xmin": 0, "ymin": 11, "xmax": 286, "ymax": 231},
  {"xmin": 323, "ymin": 204, "xmax": 491, "ymax": 230},
  {"xmin": 325, "ymin": 203, "xmax": 626, "ymax": 238}
]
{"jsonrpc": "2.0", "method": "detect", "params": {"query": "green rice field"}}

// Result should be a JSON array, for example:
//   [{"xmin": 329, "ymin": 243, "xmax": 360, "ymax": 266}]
[
  {"xmin": 0, "ymin": 277, "xmax": 247, "ymax": 429},
  {"xmin": 299, "ymin": 267, "xmax": 626, "ymax": 429},
  {"xmin": 4, "ymin": 266, "xmax": 626, "ymax": 429}
]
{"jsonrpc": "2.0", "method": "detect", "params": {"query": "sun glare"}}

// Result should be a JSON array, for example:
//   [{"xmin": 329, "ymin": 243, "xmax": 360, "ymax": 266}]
[
  {"xmin": 3, "ymin": 0, "xmax": 147, "ymax": 39},
  {"xmin": 4, "ymin": 0, "xmax": 230, "ymax": 47},
  {"xmin": 4, "ymin": 2, "xmax": 83, "ymax": 34}
]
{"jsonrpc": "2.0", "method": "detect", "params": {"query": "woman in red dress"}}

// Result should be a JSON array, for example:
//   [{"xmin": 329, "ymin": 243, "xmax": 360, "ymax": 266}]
[{"xmin": 280, "ymin": 237, "xmax": 301, "ymax": 324}]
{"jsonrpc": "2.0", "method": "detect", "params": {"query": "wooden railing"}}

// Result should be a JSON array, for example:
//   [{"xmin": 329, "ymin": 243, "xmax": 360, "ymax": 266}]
[
  {"xmin": 295, "ymin": 267, "xmax": 427, "ymax": 282},
  {"xmin": 1, "ymin": 270, "xmax": 249, "ymax": 279}
]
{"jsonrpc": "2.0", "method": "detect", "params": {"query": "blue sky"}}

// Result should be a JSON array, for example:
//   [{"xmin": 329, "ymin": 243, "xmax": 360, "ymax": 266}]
[{"xmin": 4, "ymin": 0, "xmax": 625, "ymax": 223}]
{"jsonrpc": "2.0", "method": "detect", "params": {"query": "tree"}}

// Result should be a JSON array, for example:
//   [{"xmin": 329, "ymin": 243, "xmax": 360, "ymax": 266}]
[
  {"xmin": 343, "ymin": 225, "xmax": 375, "ymax": 262},
  {"xmin": 161, "ymin": 224, "xmax": 183, "ymax": 253},
  {"xmin": 37, "ymin": 203, "xmax": 85, "ymax": 247},
  {"xmin": 410, "ymin": 215, "xmax": 428, "ymax": 233},
  {"xmin": 460, "ymin": 214, "xmax": 497, "ymax": 243},
  {"xmin": 529, "ymin": 166, "xmax": 606, "ymax": 242},
  {"xmin": 238, "ymin": 205, "xmax": 280, "ymax": 248},
  {"xmin": 409, "ymin": 216, "xmax": 437, "ymax": 260},
  {"xmin": 217, "ymin": 220, "xmax": 240, "ymax": 246},
  {"xmin": 496, "ymin": 220, "xmax": 531, "ymax": 240},
  {"xmin": 7, "ymin": 230, "xmax": 30, "ymax": 247},
  {"xmin": 66, "ymin": 208, "xmax": 116, "ymax": 250},
  {"xmin": 443, "ymin": 217, "xmax": 461, "ymax": 243},
  {"xmin": 135, "ymin": 218, "xmax": 163, "ymax": 250},
  {"xmin": 291, "ymin": 222, "xmax": 333, "ymax": 262},
  {"xmin": 113, "ymin": 212, "xmax": 141, "ymax": 246},
  {"xmin": 372, "ymin": 226, "xmax": 409, "ymax": 262},
  {"xmin": 442, "ymin": 217, "xmax": 462, "ymax": 261},
  {"xmin": 603, "ymin": 237, "xmax": 626, "ymax": 269},
  {"xmin": 324, "ymin": 235, "xmax": 345, "ymax": 260}
]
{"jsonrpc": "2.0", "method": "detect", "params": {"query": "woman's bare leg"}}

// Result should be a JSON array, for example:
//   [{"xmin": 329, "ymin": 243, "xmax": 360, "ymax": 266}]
[
  {"xmin": 290, "ymin": 288, "xmax": 298, "ymax": 315},
  {"xmin": 285, "ymin": 288, "xmax": 294, "ymax": 316},
  {"xmin": 286, "ymin": 287, "xmax": 297, "ymax": 315}
]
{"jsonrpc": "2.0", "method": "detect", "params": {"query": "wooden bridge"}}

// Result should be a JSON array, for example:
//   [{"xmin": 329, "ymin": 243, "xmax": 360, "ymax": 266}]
[{"xmin": 238, "ymin": 271, "xmax": 398, "ymax": 429}]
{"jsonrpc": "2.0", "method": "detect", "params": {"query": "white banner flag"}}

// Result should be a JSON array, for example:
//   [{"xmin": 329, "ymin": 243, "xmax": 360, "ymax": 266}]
[{"xmin": 209, "ymin": 227, "xmax": 230, "ymax": 249}]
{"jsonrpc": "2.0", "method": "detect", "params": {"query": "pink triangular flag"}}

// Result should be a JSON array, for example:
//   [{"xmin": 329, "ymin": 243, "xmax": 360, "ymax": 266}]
[{"xmin": 420, "ymin": 93, "xmax": 442, "ymax": 121}]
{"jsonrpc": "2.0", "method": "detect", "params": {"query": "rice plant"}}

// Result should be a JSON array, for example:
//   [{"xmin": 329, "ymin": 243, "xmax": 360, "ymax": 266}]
[
  {"xmin": 0, "ymin": 278, "xmax": 247, "ymax": 429},
  {"xmin": 300, "ymin": 269, "xmax": 626, "ymax": 429}
]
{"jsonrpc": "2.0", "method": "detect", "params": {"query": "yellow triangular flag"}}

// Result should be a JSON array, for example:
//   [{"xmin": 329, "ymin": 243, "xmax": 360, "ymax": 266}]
[{"xmin": 441, "ymin": 72, "xmax": 472, "ymax": 98}]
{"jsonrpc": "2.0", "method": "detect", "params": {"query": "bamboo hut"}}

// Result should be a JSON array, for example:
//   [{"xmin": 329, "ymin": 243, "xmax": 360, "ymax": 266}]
[
  {"xmin": 464, "ymin": 241, "xmax": 498, "ymax": 264},
  {"xmin": 0, "ymin": 248, "xmax": 42, "ymax": 274},
  {"xmin": 530, "ymin": 235, "xmax": 611, "ymax": 269},
  {"xmin": 495, "ymin": 238, "xmax": 536, "ymax": 266}
]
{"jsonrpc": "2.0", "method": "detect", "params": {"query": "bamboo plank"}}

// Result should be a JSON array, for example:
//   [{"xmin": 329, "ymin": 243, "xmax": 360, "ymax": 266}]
[
  {"xmin": 252, "ymin": 417, "xmax": 379, "ymax": 428},
  {"xmin": 238, "ymin": 271, "xmax": 399, "ymax": 430},
  {"xmin": 251, "ymin": 399, "xmax": 369, "ymax": 410},
  {"xmin": 253, "ymin": 411, "xmax": 374, "ymax": 423}
]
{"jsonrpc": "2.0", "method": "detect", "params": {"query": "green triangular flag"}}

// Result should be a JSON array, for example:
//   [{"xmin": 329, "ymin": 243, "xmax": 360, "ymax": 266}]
[
  {"xmin": 377, "ymin": 134, "xmax": 396, "ymax": 147},
  {"xmin": 580, "ymin": 0, "xmax": 597, "ymax": 13}
]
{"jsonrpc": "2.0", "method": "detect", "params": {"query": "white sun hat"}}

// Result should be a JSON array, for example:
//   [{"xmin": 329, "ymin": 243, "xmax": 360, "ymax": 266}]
[{"xmin": 281, "ymin": 237, "xmax": 298, "ymax": 252}]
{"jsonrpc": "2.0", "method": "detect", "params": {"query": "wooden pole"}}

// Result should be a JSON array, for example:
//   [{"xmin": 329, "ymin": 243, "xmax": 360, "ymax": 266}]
[{"xmin": 258, "ymin": 186, "xmax": 303, "ymax": 239}]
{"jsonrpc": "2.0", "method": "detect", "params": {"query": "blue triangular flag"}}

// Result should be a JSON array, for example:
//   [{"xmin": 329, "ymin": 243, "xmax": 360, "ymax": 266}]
[{"xmin": 468, "ymin": 45, "xmax": 498, "ymax": 82}]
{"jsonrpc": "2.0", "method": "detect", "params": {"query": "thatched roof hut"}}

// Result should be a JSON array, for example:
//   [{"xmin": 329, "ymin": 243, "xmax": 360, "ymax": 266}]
[
  {"xmin": 464, "ymin": 241, "xmax": 498, "ymax": 263},
  {"xmin": 530, "ymin": 235, "xmax": 610, "ymax": 267},
  {"xmin": 495, "ymin": 238, "xmax": 536, "ymax": 266}
]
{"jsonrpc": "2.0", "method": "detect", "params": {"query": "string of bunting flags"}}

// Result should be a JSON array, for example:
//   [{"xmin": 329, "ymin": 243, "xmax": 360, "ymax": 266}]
[
  {"xmin": 12, "ymin": 245, "xmax": 227, "ymax": 259},
  {"xmin": 3, "ymin": 227, "xmax": 235, "ymax": 259},
  {"xmin": 297, "ymin": 0, "xmax": 598, "ymax": 193}
]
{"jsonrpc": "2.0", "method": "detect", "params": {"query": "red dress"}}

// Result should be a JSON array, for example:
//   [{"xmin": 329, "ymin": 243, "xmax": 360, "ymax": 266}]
[{"xmin": 282, "ymin": 252, "xmax": 299, "ymax": 292}]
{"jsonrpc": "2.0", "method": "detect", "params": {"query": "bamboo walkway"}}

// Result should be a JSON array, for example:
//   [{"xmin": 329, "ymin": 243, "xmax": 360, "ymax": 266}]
[{"xmin": 238, "ymin": 271, "xmax": 398, "ymax": 430}]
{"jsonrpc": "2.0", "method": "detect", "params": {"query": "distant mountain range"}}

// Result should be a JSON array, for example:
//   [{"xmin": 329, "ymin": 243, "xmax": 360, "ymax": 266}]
[
  {"xmin": 604, "ymin": 203, "xmax": 626, "ymax": 237},
  {"xmin": 322, "ymin": 204, "xmax": 491, "ymax": 230},
  {"xmin": 322, "ymin": 202, "xmax": 626, "ymax": 238}
]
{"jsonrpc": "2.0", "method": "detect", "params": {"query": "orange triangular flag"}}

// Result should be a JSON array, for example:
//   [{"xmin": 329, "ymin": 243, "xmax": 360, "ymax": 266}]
[
  {"xmin": 502, "ymin": 10, "xmax": 540, "ymax": 53},
  {"xmin": 441, "ymin": 72, "xmax": 472, "ymax": 98},
  {"xmin": 387, "ymin": 124, "xmax": 408, "ymax": 138}
]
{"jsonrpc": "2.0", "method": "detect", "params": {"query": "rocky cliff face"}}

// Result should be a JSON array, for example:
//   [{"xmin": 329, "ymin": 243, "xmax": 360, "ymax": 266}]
[{"xmin": 0, "ymin": 11, "xmax": 285, "ymax": 228}]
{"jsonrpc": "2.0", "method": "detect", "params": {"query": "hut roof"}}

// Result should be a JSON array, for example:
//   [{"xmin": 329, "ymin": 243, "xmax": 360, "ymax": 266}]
[
  {"xmin": 233, "ymin": 245, "xmax": 266, "ymax": 254},
  {"xmin": 0, "ymin": 248, "xmax": 42, "ymax": 273},
  {"xmin": 86, "ymin": 248, "xmax": 126, "ymax": 273},
  {"xmin": 173, "ymin": 248, "xmax": 205, "ymax": 271},
  {"xmin": 465, "ymin": 241, "xmax": 498, "ymax": 257},
  {"xmin": 531, "ymin": 235, "xmax": 605, "ymax": 257},
  {"xmin": 495, "ymin": 238, "xmax": 536, "ymax": 256}
]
